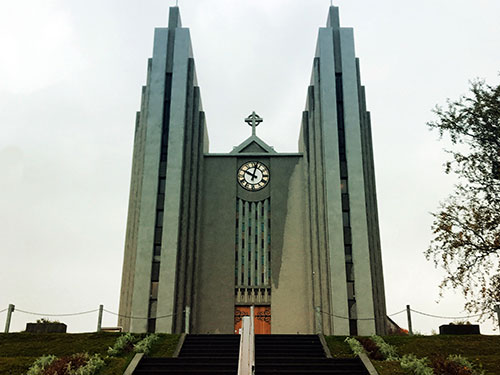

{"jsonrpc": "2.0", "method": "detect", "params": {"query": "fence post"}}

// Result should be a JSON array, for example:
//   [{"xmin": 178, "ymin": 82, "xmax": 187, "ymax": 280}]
[
  {"xmin": 4, "ymin": 304, "xmax": 15, "ymax": 333},
  {"xmin": 184, "ymin": 306, "xmax": 190, "ymax": 334},
  {"xmin": 97, "ymin": 305, "xmax": 103, "ymax": 332},
  {"xmin": 315, "ymin": 306, "xmax": 322, "ymax": 334},
  {"xmin": 406, "ymin": 305, "xmax": 413, "ymax": 335},
  {"xmin": 495, "ymin": 305, "xmax": 500, "ymax": 333}
]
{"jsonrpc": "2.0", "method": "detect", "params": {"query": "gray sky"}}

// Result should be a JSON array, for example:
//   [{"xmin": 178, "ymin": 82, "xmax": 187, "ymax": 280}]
[{"xmin": 1, "ymin": 0, "xmax": 499, "ymax": 334}]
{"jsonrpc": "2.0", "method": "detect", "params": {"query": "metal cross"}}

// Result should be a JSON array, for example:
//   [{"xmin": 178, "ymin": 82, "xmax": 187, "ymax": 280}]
[{"xmin": 245, "ymin": 111, "xmax": 263, "ymax": 136}]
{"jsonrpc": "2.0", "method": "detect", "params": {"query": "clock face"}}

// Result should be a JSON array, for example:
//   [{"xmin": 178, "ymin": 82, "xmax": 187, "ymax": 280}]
[{"xmin": 237, "ymin": 161, "xmax": 270, "ymax": 191}]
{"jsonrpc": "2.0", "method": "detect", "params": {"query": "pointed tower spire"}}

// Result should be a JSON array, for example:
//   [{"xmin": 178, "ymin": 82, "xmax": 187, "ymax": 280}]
[
  {"xmin": 326, "ymin": 5, "xmax": 340, "ymax": 29},
  {"xmin": 168, "ymin": 5, "xmax": 182, "ymax": 29}
]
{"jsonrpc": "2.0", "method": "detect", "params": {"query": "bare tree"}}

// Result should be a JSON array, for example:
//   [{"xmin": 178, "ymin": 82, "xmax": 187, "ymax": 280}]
[{"xmin": 426, "ymin": 79, "xmax": 500, "ymax": 320}]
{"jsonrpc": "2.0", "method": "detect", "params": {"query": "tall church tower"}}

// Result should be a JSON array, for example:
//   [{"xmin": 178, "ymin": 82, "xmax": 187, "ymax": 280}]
[{"xmin": 119, "ymin": 5, "xmax": 387, "ymax": 336}]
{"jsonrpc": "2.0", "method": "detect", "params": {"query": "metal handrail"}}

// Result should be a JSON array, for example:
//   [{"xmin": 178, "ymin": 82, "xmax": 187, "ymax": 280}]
[{"xmin": 237, "ymin": 306, "xmax": 255, "ymax": 375}]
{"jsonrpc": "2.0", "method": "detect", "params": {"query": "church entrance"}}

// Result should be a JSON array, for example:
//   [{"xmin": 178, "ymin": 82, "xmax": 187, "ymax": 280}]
[{"xmin": 234, "ymin": 306, "xmax": 271, "ymax": 334}]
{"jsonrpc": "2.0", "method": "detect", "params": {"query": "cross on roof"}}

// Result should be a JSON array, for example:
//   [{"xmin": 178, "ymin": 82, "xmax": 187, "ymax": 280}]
[{"xmin": 245, "ymin": 111, "xmax": 263, "ymax": 136}]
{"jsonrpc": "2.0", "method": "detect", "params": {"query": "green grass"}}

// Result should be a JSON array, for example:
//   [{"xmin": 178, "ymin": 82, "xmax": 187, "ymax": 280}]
[
  {"xmin": 0, "ymin": 333, "xmax": 121, "ymax": 357},
  {"xmin": 149, "ymin": 334, "xmax": 181, "ymax": 357},
  {"xmin": 99, "ymin": 356, "xmax": 135, "ymax": 375},
  {"xmin": 0, "ymin": 357, "xmax": 36, "ymax": 375},
  {"xmin": 372, "ymin": 360, "xmax": 407, "ymax": 375},
  {"xmin": 324, "ymin": 336, "xmax": 355, "ymax": 358},
  {"xmin": 326, "ymin": 334, "xmax": 500, "ymax": 375},
  {"xmin": 383, "ymin": 335, "xmax": 500, "ymax": 375},
  {"xmin": 0, "ymin": 332, "xmax": 180, "ymax": 375}
]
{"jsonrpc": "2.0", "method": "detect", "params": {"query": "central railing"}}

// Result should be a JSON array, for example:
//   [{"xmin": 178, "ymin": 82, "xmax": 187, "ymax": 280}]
[{"xmin": 237, "ymin": 306, "xmax": 255, "ymax": 375}]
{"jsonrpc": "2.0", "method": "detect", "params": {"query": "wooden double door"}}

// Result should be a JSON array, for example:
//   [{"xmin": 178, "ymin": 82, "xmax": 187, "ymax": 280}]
[{"xmin": 234, "ymin": 306, "xmax": 271, "ymax": 334}]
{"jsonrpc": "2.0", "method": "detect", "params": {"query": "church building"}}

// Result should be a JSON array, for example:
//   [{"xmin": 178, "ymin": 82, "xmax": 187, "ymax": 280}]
[{"xmin": 118, "ymin": 5, "xmax": 387, "ymax": 336}]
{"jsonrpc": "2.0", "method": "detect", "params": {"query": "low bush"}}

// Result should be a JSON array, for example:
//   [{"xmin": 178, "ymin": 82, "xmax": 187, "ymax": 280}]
[
  {"xmin": 26, "ymin": 353, "xmax": 105, "ymax": 375},
  {"xmin": 344, "ymin": 337, "xmax": 364, "ymax": 356},
  {"xmin": 133, "ymin": 334, "xmax": 159, "ymax": 355},
  {"xmin": 447, "ymin": 355, "xmax": 485, "ymax": 375},
  {"xmin": 72, "ymin": 354, "xmax": 105, "ymax": 375},
  {"xmin": 432, "ymin": 355, "xmax": 473, "ymax": 375},
  {"xmin": 26, "ymin": 355, "xmax": 56, "ymax": 375},
  {"xmin": 35, "ymin": 319, "xmax": 61, "ymax": 325},
  {"xmin": 107, "ymin": 333, "xmax": 135, "ymax": 357},
  {"xmin": 357, "ymin": 337, "xmax": 385, "ymax": 360},
  {"xmin": 371, "ymin": 335, "xmax": 399, "ymax": 361},
  {"xmin": 400, "ymin": 354, "xmax": 433, "ymax": 375},
  {"xmin": 41, "ymin": 353, "xmax": 88, "ymax": 375}
]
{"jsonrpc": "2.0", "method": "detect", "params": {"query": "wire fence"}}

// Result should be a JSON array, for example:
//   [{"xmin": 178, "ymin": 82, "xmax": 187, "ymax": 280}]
[
  {"xmin": 0, "ymin": 304, "xmax": 186, "ymax": 333},
  {"xmin": 14, "ymin": 308, "xmax": 100, "ymax": 317},
  {"xmin": 316, "ymin": 305, "xmax": 499, "ymax": 334},
  {"xmin": 103, "ymin": 309, "xmax": 179, "ymax": 320},
  {"xmin": 0, "ymin": 307, "xmax": 182, "ymax": 319},
  {"xmin": 1, "ymin": 303, "xmax": 498, "ymax": 333},
  {"xmin": 320, "ymin": 310, "xmax": 375, "ymax": 321},
  {"xmin": 388, "ymin": 309, "xmax": 407, "ymax": 317},
  {"xmin": 318, "ymin": 308, "xmax": 490, "ymax": 321},
  {"xmin": 409, "ymin": 308, "xmax": 484, "ymax": 320}
]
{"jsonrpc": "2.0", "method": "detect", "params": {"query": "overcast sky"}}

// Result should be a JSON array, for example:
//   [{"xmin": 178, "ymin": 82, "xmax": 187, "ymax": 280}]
[{"xmin": 1, "ymin": 0, "xmax": 499, "ymax": 334}]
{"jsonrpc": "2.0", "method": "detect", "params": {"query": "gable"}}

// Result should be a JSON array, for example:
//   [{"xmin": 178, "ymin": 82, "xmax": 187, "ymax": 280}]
[
  {"xmin": 239, "ymin": 141, "xmax": 268, "ymax": 153},
  {"xmin": 230, "ymin": 135, "xmax": 276, "ymax": 155}
]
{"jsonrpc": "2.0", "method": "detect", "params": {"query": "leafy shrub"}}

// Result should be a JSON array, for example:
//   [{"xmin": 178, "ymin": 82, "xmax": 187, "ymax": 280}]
[
  {"xmin": 26, "ymin": 355, "xmax": 56, "ymax": 375},
  {"xmin": 344, "ymin": 337, "xmax": 364, "ymax": 356},
  {"xmin": 371, "ymin": 335, "xmax": 399, "ymax": 361},
  {"xmin": 35, "ymin": 353, "xmax": 105, "ymax": 375},
  {"xmin": 400, "ymin": 354, "xmax": 434, "ymax": 375},
  {"xmin": 35, "ymin": 318, "xmax": 61, "ymax": 324},
  {"xmin": 357, "ymin": 337, "xmax": 385, "ymax": 360},
  {"xmin": 134, "ymin": 334, "xmax": 159, "ymax": 355},
  {"xmin": 448, "ymin": 355, "xmax": 485, "ymax": 375},
  {"xmin": 387, "ymin": 326, "xmax": 409, "ymax": 335},
  {"xmin": 107, "ymin": 333, "xmax": 135, "ymax": 356},
  {"xmin": 432, "ymin": 355, "xmax": 473, "ymax": 375},
  {"xmin": 71, "ymin": 354, "xmax": 105, "ymax": 375},
  {"xmin": 41, "ymin": 353, "xmax": 87, "ymax": 375}
]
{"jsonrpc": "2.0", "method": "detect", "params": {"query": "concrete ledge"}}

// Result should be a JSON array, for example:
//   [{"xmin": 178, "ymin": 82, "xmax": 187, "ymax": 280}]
[
  {"xmin": 358, "ymin": 352, "xmax": 379, "ymax": 375},
  {"xmin": 123, "ymin": 353, "xmax": 144, "ymax": 375},
  {"xmin": 317, "ymin": 334, "xmax": 333, "ymax": 358},
  {"xmin": 173, "ymin": 333, "xmax": 186, "ymax": 357},
  {"xmin": 204, "ymin": 153, "xmax": 303, "ymax": 157}
]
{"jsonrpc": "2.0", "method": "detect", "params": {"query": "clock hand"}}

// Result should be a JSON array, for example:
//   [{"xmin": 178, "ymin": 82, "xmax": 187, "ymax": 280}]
[
  {"xmin": 245, "ymin": 168, "xmax": 258, "ymax": 181},
  {"xmin": 251, "ymin": 163, "xmax": 259, "ymax": 180}
]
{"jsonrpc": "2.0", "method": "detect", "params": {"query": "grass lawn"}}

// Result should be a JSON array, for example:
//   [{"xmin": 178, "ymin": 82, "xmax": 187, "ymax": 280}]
[
  {"xmin": 323, "ymin": 336, "xmax": 354, "ymax": 358},
  {"xmin": 0, "ymin": 332, "xmax": 179, "ymax": 375},
  {"xmin": 149, "ymin": 334, "xmax": 181, "ymax": 357},
  {"xmin": 326, "ymin": 334, "xmax": 500, "ymax": 375},
  {"xmin": 383, "ymin": 335, "xmax": 500, "ymax": 375},
  {"xmin": 372, "ymin": 360, "xmax": 407, "ymax": 375}
]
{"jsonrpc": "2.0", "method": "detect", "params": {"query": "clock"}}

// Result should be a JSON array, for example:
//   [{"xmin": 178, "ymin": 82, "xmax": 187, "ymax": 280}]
[{"xmin": 237, "ymin": 161, "xmax": 270, "ymax": 191}]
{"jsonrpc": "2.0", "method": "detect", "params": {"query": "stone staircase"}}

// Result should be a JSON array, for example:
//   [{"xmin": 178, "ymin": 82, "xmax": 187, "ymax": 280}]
[
  {"xmin": 133, "ymin": 334, "xmax": 239, "ymax": 374},
  {"xmin": 133, "ymin": 333, "xmax": 369, "ymax": 375},
  {"xmin": 255, "ymin": 334, "xmax": 368, "ymax": 374}
]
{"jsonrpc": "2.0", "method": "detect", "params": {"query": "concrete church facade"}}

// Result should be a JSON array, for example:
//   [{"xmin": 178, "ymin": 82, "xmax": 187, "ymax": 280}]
[{"xmin": 119, "ymin": 5, "xmax": 387, "ymax": 336}]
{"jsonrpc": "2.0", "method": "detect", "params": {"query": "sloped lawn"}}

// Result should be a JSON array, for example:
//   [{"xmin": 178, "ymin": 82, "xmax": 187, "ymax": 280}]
[{"xmin": 0, "ymin": 332, "xmax": 179, "ymax": 375}]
